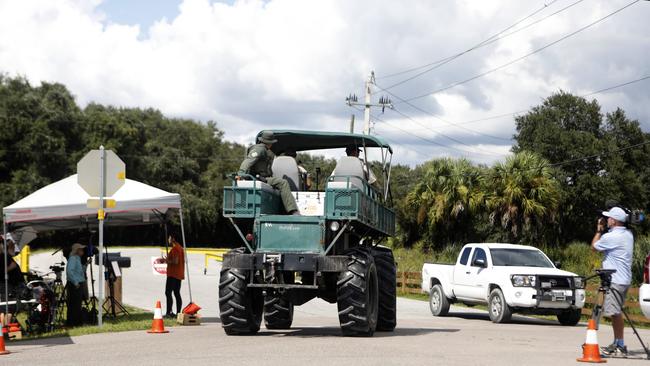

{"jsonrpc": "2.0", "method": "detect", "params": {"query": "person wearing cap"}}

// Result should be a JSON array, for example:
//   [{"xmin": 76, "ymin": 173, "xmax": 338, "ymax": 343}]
[
  {"xmin": 66, "ymin": 243, "xmax": 87, "ymax": 326},
  {"xmin": 333, "ymin": 145, "xmax": 377, "ymax": 185},
  {"xmin": 591, "ymin": 206, "xmax": 634, "ymax": 357},
  {"xmin": 237, "ymin": 130, "xmax": 300, "ymax": 215}
]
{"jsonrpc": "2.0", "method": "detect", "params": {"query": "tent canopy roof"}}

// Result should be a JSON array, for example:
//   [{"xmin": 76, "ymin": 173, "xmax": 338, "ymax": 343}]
[
  {"xmin": 257, "ymin": 130, "xmax": 394, "ymax": 155},
  {"xmin": 3, "ymin": 174, "xmax": 181, "ymax": 232}
]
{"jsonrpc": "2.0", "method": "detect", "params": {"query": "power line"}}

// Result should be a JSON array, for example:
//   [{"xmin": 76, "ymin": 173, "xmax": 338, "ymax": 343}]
[
  {"xmin": 448, "ymin": 74, "xmax": 650, "ymax": 127},
  {"xmin": 370, "ymin": 112, "xmax": 509, "ymax": 158},
  {"xmin": 376, "ymin": 82, "xmax": 513, "ymax": 141},
  {"xmin": 378, "ymin": 0, "xmax": 563, "ymax": 80},
  {"xmin": 381, "ymin": 0, "xmax": 584, "ymax": 90},
  {"xmin": 401, "ymin": 0, "xmax": 640, "ymax": 103}
]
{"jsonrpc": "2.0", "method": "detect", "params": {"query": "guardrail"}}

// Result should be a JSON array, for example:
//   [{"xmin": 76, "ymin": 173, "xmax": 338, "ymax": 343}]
[{"xmin": 397, "ymin": 271, "xmax": 650, "ymax": 323}]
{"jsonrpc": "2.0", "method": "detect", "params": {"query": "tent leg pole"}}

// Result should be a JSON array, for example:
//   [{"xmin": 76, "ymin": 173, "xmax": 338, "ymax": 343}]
[
  {"xmin": 3, "ymin": 216, "xmax": 9, "ymax": 317},
  {"xmin": 179, "ymin": 207, "xmax": 192, "ymax": 304}
]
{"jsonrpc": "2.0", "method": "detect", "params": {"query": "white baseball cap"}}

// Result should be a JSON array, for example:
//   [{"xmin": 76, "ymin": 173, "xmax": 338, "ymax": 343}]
[{"xmin": 603, "ymin": 207, "xmax": 628, "ymax": 223}]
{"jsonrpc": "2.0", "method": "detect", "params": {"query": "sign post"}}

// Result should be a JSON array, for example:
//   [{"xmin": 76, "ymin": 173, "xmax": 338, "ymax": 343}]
[{"xmin": 77, "ymin": 146, "xmax": 125, "ymax": 327}]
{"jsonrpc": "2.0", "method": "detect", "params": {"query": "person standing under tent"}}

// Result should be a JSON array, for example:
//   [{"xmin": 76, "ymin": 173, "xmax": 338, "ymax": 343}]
[
  {"xmin": 164, "ymin": 234, "xmax": 184, "ymax": 318},
  {"xmin": 66, "ymin": 243, "xmax": 87, "ymax": 326},
  {"xmin": 0, "ymin": 234, "xmax": 25, "ymax": 316}
]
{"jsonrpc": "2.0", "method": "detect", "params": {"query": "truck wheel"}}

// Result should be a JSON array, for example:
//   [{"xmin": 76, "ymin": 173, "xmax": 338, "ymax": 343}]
[
  {"xmin": 337, "ymin": 248, "xmax": 379, "ymax": 337},
  {"xmin": 488, "ymin": 288, "xmax": 512, "ymax": 323},
  {"xmin": 219, "ymin": 267, "xmax": 263, "ymax": 335},
  {"xmin": 557, "ymin": 309, "xmax": 582, "ymax": 326},
  {"xmin": 264, "ymin": 294, "xmax": 294, "ymax": 329},
  {"xmin": 372, "ymin": 246, "xmax": 397, "ymax": 331},
  {"xmin": 429, "ymin": 284, "xmax": 450, "ymax": 316}
]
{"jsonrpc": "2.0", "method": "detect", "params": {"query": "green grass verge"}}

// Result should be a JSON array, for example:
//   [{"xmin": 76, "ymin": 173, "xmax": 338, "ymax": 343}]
[{"xmin": 13, "ymin": 305, "xmax": 177, "ymax": 341}]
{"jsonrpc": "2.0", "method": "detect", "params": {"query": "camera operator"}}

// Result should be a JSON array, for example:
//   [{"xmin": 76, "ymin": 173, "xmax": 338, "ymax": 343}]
[
  {"xmin": 66, "ymin": 243, "xmax": 87, "ymax": 326},
  {"xmin": 591, "ymin": 206, "xmax": 634, "ymax": 357}
]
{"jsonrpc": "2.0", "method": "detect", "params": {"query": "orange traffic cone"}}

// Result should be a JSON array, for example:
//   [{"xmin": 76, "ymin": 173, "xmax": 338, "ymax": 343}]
[
  {"xmin": 577, "ymin": 319, "xmax": 606, "ymax": 363},
  {"xmin": 147, "ymin": 301, "xmax": 169, "ymax": 334},
  {"xmin": 0, "ymin": 314, "xmax": 10, "ymax": 355},
  {"xmin": 0, "ymin": 329, "xmax": 10, "ymax": 355}
]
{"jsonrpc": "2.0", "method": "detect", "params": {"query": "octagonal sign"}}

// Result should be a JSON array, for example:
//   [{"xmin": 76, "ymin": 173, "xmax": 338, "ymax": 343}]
[{"xmin": 77, "ymin": 149, "xmax": 126, "ymax": 197}]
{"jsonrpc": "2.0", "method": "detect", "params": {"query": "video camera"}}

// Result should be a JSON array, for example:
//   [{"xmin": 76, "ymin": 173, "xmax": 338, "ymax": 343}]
[
  {"xmin": 49, "ymin": 262, "xmax": 65, "ymax": 273},
  {"xmin": 600, "ymin": 200, "xmax": 645, "ymax": 227}
]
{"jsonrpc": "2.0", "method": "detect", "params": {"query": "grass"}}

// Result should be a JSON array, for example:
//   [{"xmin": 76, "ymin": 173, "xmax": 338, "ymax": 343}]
[{"xmin": 13, "ymin": 305, "xmax": 177, "ymax": 341}]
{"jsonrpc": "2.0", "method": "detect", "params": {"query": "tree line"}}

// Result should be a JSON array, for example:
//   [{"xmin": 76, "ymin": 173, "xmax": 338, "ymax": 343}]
[{"xmin": 1, "ymin": 75, "xmax": 648, "ymax": 249}]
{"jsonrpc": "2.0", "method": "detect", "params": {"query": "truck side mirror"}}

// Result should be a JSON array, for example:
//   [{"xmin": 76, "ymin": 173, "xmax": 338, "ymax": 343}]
[
  {"xmin": 474, "ymin": 258, "xmax": 486, "ymax": 268},
  {"xmin": 554, "ymin": 261, "xmax": 562, "ymax": 269}
]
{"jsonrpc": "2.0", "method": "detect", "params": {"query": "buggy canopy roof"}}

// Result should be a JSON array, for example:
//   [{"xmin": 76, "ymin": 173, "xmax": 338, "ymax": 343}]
[
  {"xmin": 257, "ymin": 130, "xmax": 393, "ymax": 155},
  {"xmin": 2, "ymin": 174, "xmax": 181, "ymax": 232}
]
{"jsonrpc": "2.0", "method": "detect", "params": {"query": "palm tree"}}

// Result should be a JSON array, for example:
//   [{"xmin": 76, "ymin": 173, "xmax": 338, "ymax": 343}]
[
  {"xmin": 407, "ymin": 158, "xmax": 486, "ymax": 246},
  {"xmin": 486, "ymin": 151, "xmax": 561, "ymax": 243}
]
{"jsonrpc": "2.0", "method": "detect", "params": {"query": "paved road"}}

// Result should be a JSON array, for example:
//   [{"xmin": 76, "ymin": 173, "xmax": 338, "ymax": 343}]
[{"xmin": 5, "ymin": 248, "xmax": 649, "ymax": 365}]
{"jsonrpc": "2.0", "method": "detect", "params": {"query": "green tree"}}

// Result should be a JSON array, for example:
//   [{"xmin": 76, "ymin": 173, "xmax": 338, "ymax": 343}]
[
  {"xmin": 486, "ymin": 151, "xmax": 561, "ymax": 244},
  {"xmin": 406, "ymin": 158, "xmax": 486, "ymax": 248}
]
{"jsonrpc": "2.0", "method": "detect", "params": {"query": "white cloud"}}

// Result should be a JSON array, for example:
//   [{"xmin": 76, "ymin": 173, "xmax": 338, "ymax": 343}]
[{"xmin": 0, "ymin": 0, "xmax": 648, "ymax": 166}]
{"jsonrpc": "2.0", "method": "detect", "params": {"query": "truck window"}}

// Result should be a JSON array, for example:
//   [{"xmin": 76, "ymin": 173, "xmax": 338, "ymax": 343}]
[
  {"xmin": 471, "ymin": 248, "xmax": 487, "ymax": 267},
  {"xmin": 459, "ymin": 247, "xmax": 472, "ymax": 265}
]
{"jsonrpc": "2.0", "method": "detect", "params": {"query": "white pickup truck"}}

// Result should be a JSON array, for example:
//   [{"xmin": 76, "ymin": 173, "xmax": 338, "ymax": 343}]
[{"xmin": 421, "ymin": 243, "xmax": 586, "ymax": 325}]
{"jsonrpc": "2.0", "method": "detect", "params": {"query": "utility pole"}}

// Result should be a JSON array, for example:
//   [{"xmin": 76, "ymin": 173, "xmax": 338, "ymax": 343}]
[
  {"xmin": 349, "ymin": 114, "xmax": 355, "ymax": 133},
  {"xmin": 346, "ymin": 71, "xmax": 393, "ymax": 135}
]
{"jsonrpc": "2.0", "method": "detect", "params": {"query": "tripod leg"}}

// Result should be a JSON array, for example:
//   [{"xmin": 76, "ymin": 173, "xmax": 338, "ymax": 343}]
[{"xmin": 591, "ymin": 288, "xmax": 607, "ymax": 330}]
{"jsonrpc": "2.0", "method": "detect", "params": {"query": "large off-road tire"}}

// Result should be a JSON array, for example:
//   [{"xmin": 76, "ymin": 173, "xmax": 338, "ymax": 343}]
[
  {"xmin": 337, "ymin": 248, "xmax": 379, "ymax": 337},
  {"xmin": 429, "ymin": 284, "xmax": 450, "ymax": 316},
  {"xmin": 488, "ymin": 288, "xmax": 512, "ymax": 323},
  {"xmin": 219, "ymin": 266, "xmax": 263, "ymax": 335},
  {"xmin": 372, "ymin": 246, "xmax": 397, "ymax": 331},
  {"xmin": 264, "ymin": 293, "xmax": 294, "ymax": 329},
  {"xmin": 557, "ymin": 308, "xmax": 582, "ymax": 326}
]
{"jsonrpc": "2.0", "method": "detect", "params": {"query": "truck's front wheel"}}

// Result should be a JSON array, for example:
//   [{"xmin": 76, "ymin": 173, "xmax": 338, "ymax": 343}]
[
  {"xmin": 219, "ymin": 267, "xmax": 263, "ymax": 335},
  {"xmin": 488, "ymin": 288, "xmax": 512, "ymax": 323},
  {"xmin": 264, "ymin": 293, "xmax": 294, "ymax": 329},
  {"xmin": 337, "ymin": 248, "xmax": 379, "ymax": 336},
  {"xmin": 557, "ymin": 308, "xmax": 581, "ymax": 326},
  {"xmin": 429, "ymin": 284, "xmax": 450, "ymax": 316}
]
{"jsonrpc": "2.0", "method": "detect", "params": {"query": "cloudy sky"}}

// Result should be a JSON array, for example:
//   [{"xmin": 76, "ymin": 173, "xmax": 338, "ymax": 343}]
[{"xmin": 1, "ymin": 0, "xmax": 649, "ymax": 165}]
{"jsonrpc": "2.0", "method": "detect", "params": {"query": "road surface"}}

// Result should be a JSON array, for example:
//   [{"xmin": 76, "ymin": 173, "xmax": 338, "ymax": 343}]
[{"xmin": 4, "ymin": 248, "xmax": 648, "ymax": 365}]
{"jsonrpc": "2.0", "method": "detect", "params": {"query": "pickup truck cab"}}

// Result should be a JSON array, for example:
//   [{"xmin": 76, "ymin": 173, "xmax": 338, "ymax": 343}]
[{"xmin": 421, "ymin": 243, "xmax": 586, "ymax": 325}]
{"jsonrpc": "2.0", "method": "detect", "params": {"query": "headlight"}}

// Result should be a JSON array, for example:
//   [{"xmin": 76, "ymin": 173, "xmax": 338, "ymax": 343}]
[
  {"xmin": 329, "ymin": 221, "xmax": 340, "ymax": 232},
  {"xmin": 573, "ymin": 276, "xmax": 585, "ymax": 289},
  {"xmin": 511, "ymin": 275, "xmax": 536, "ymax": 287}
]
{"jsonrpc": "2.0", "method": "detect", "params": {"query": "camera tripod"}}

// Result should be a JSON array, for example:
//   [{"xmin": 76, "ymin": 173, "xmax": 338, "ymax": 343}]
[{"xmin": 587, "ymin": 269, "xmax": 650, "ymax": 359}]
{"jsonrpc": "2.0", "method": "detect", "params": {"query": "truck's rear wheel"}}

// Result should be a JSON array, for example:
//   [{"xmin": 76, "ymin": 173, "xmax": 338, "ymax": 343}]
[
  {"xmin": 337, "ymin": 248, "xmax": 379, "ymax": 337},
  {"xmin": 372, "ymin": 246, "xmax": 397, "ymax": 331},
  {"xmin": 488, "ymin": 288, "xmax": 512, "ymax": 323},
  {"xmin": 264, "ymin": 293, "xmax": 293, "ymax": 329},
  {"xmin": 429, "ymin": 284, "xmax": 450, "ymax": 316},
  {"xmin": 219, "ymin": 267, "xmax": 263, "ymax": 335},
  {"xmin": 557, "ymin": 308, "xmax": 581, "ymax": 326}
]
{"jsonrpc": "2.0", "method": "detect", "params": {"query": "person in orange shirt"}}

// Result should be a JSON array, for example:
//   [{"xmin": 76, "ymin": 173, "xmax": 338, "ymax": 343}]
[{"xmin": 164, "ymin": 234, "xmax": 185, "ymax": 318}]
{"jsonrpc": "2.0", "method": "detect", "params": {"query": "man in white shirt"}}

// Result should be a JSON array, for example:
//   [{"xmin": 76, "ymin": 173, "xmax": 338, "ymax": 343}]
[
  {"xmin": 591, "ymin": 206, "xmax": 634, "ymax": 357},
  {"xmin": 336, "ymin": 145, "xmax": 377, "ymax": 185}
]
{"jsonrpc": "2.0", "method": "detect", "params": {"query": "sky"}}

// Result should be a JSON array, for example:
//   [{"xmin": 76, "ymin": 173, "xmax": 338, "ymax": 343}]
[{"xmin": 0, "ymin": 0, "xmax": 649, "ymax": 166}]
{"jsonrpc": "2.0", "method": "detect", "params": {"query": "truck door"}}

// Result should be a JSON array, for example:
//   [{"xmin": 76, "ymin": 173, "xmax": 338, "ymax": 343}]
[
  {"xmin": 452, "ymin": 246, "xmax": 474, "ymax": 299},
  {"xmin": 465, "ymin": 248, "xmax": 489, "ymax": 300}
]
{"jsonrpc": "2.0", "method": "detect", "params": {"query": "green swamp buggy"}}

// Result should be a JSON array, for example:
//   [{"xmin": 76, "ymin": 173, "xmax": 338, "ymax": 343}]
[{"xmin": 220, "ymin": 130, "xmax": 396, "ymax": 336}]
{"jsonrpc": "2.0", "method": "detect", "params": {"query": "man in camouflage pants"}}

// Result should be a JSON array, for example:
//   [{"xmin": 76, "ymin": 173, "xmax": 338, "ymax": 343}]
[{"xmin": 237, "ymin": 130, "xmax": 300, "ymax": 215}]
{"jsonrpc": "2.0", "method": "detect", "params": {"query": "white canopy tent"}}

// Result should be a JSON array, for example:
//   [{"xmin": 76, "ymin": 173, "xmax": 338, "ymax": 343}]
[{"xmin": 1, "ymin": 174, "xmax": 193, "ymax": 318}]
